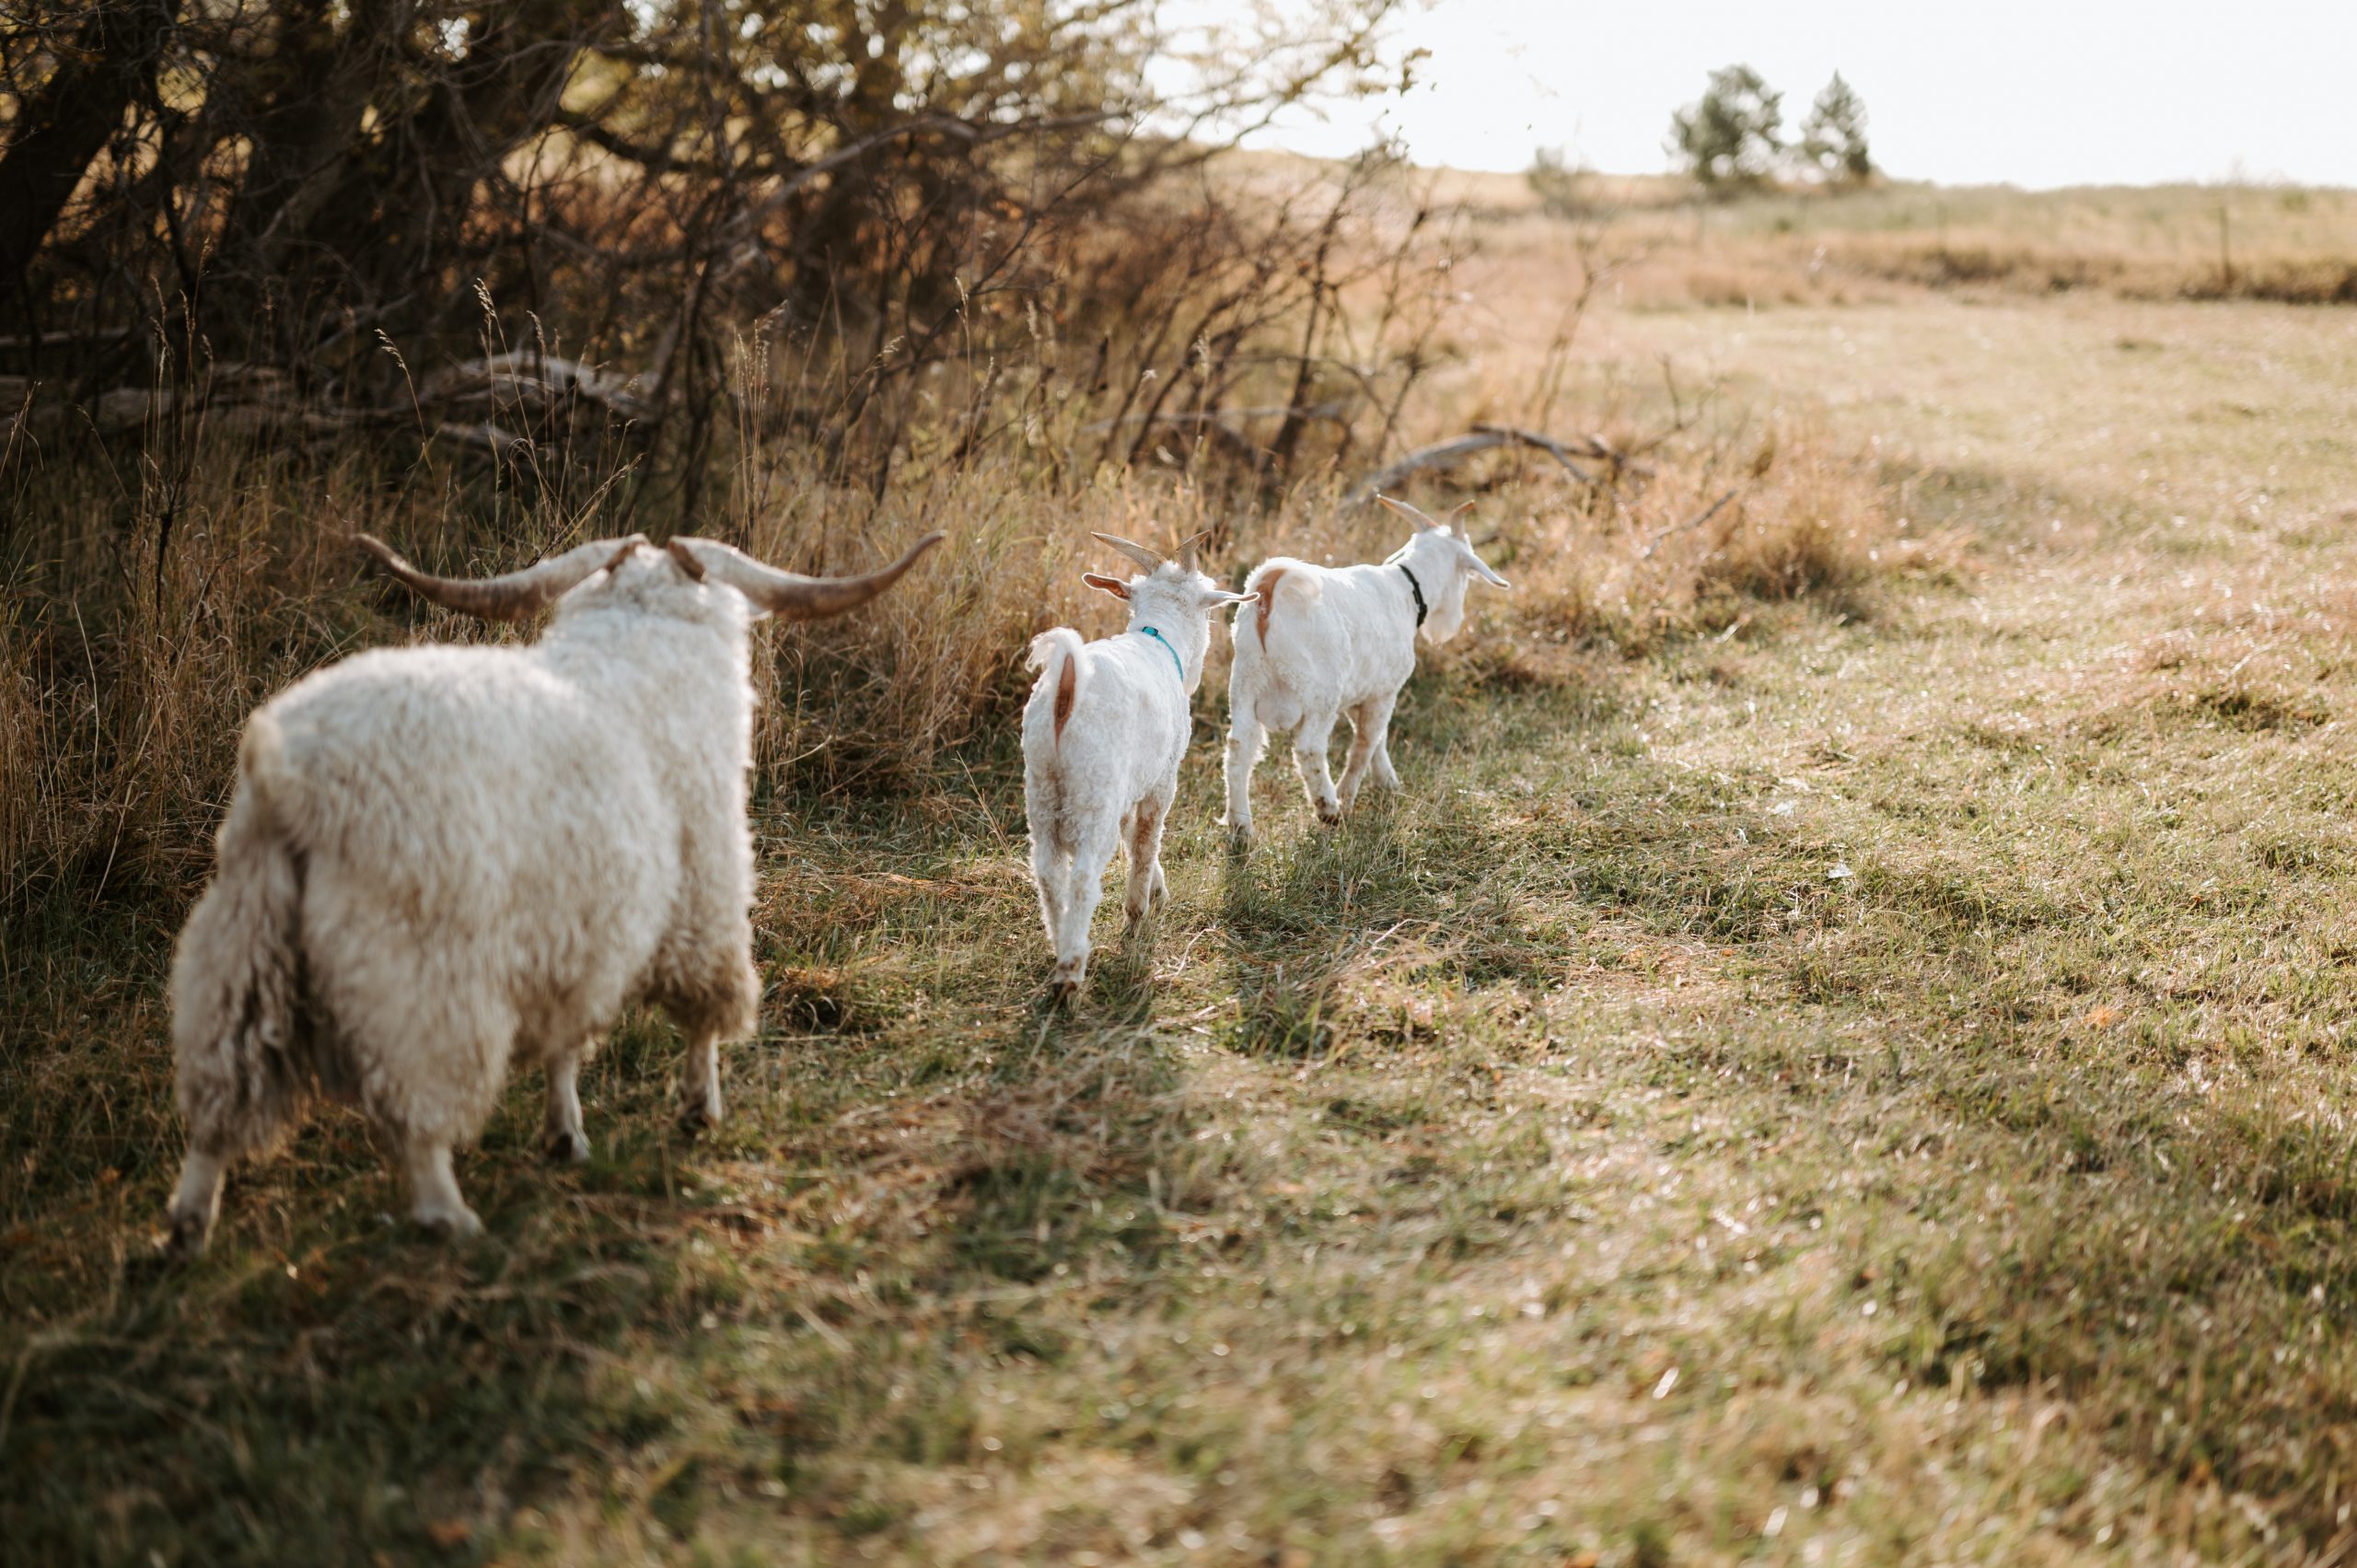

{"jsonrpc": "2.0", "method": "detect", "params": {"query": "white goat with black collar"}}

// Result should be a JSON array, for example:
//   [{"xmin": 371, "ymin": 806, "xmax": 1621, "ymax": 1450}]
[
  {"xmin": 1223, "ymin": 494, "xmax": 1511, "ymax": 842},
  {"xmin": 1022, "ymin": 532, "xmax": 1255, "ymax": 998}
]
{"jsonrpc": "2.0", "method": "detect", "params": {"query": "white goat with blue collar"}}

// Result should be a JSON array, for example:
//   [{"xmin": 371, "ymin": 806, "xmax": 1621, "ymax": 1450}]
[
  {"xmin": 1023, "ymin": 531, "xmax": 1255, "ymax": 998},
  {"xmin": 1223, "ymin": 494, "xmax": 1511, "ymax": 843}
]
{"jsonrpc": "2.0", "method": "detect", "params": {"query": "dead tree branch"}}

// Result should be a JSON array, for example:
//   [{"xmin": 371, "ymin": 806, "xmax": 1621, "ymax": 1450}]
[
  {"xmin": 1638, "ymin": 488, "xmax": 1743, "ymax": 561},
  {"xmin": 1347, "ymin": 424, "xmax": 1602, "ymax": 505}
]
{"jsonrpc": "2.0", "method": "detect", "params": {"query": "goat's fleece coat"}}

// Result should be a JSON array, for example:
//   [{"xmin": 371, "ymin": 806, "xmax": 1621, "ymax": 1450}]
[
  {"xmin": 166, "ymin": 533, "xmax": 935, "ymax": 1252},
  {"xmin": 1021, "ymin": 552, "xmax": 1250, "ymax": 994},
  {"xmin": 1224, "ymin": 499, "xmax": 1509, "ymax": 840}
]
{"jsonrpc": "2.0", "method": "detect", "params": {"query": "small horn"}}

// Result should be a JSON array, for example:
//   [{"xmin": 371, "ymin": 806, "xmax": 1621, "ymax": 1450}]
[
  {"xmin": 1375, "ymin": 494, "xmax": 1446, "ymax": 532},
  {"xmin": 1174, "ymin": 529, "xmax": 1212, "ymax": 573},
  {"xmin": 674, "ymin": 531, "xmax": 944, "ymax": 621},
  {"xmin": 356, "ymin": 533, "xmax": 644, "ymax": 621},
  {"xmin": 1089, "ymin": 532, "xmax": 1165, "ymax": 573}
]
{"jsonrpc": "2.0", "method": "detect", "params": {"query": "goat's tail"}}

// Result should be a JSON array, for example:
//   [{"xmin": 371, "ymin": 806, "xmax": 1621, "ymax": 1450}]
[
  {"xmin": 1237, "ymin": 560, "xmax": 1317, "ymax": 652},
  {"xmin": 168, "ymin": 711, "xmax": 313, "ymax": 1166},
  {"xmin": 1025, "ymin": 627, "xmax": 1087, "ymax": 749}
]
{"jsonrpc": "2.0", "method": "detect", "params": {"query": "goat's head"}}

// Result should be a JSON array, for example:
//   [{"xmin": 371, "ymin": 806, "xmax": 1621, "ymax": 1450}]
[
  {"xmin": 357, "ymin": 532, "xmax": 944, "ymax": 628},
  {"xmin": 1079, "ymin": 530, "xmax": 1256, "ymax": 629},
  {"xmin": 1374, "ymin": 494, "xmax": 1512, "ymax": 644}
]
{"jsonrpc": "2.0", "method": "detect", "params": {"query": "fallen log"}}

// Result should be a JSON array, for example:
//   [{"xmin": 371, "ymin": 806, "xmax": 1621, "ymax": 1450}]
[
  {"xmin": 1080, "ymin": 401, "xmax": 1350, "ymax": 434},
  {"xmin": 1475, "ymin": 424, "xmax": 1656, "ymax": 478}
]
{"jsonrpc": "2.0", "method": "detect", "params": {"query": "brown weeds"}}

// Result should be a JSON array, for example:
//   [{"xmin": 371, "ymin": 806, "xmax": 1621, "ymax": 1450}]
[{"xmin": 3, "ymin": 401, "xmax": 1909, "ymax": 930}]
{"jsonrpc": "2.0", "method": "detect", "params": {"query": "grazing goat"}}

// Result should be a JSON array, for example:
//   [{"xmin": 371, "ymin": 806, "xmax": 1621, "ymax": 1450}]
[
  {"xmin": 164, "ymin": 528, "xmax": 941, "ymax": 1255},
  {"xmin": 1023, "ymin": 531, "xmax": 1256, "ymax": 999},
  {"xmin": 1224, "ymin": 494, "xmax": 1510, "ymax": 842}
]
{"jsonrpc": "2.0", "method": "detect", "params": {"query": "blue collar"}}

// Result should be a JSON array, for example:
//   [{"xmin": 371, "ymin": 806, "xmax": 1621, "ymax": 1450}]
[{"xmin": 1136, "ymin": 625, "xmax": 1186, "ymax": 683}]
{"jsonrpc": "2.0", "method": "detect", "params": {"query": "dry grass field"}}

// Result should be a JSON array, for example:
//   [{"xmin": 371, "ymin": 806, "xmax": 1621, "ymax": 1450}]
[
  {"xmin": 7, "ymin": 179, "xmax": 2357, "ymax": 1564},
  {"xmin": 1420, "ymin": 162, "xmax": 2357, "ymax": 308}
]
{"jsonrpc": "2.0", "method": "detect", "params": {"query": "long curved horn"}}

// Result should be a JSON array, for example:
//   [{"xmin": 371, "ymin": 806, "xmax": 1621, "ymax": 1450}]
[
  {"xmin": 1089, "ymin": 532, "xmax": 1165, "ymax": 572},
  {"xmin": 673, "ymin": 532, "xmax": 945, "ymax": 621},
  {"xmin": 1375, "ymin": 494, "xmax": 1445, "ymax": 532},
  {"xmin": 1173, "ymin": 529, "xmax": 1212, "ymax": 573},
  {"xmin": 356, "ymin": 533, "xmax": 644, "ymax": 621}
]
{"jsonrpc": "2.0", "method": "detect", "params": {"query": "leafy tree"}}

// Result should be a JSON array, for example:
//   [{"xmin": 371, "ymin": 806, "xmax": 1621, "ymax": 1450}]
[
  {"xmin": 0, "ymin": 0, "xmax": 1402, "ymax": 369},
  {"xmin": 1799, "ymin": 72, "xmax": 1874, "ymax": 186},
  {"xmin": 1667, "ymin": 64, "xmax": 1783, "ymax": 192}
]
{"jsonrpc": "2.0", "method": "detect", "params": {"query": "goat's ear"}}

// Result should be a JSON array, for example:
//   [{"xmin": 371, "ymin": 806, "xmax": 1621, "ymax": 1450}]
[
  {"xmin": 1081, "ymin": 571, "xmax": 1132, "ymax": 600},
  {"xmin": 1199, "ymin": 587, "xmax": 1258, "ymax": 609}
]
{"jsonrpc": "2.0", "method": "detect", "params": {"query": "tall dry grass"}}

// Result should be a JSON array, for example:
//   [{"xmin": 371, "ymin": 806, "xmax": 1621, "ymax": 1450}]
[
  {"xmin": 0, "ymin": 407, "xmax": 1918, "ymax": 939},
  {"xmin": 2, "ymin": 153, "xmax": 1940, "ymax": 950}
]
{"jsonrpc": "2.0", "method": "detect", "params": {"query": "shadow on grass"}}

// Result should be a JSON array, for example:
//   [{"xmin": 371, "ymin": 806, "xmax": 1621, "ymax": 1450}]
[
  {"xmin": 1213, "ymin": 779, "xmax": 1562, "ymax": 1063},
  {"xmin": 0, "ymin": 830, "xmax": 1216, "ymax": 1567}
]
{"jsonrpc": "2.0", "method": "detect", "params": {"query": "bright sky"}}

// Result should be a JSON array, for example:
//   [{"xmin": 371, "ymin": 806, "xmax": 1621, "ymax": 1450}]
[{"xmin": 1246, "ymin": 0, "xmax": 2357, "ymax": 189}]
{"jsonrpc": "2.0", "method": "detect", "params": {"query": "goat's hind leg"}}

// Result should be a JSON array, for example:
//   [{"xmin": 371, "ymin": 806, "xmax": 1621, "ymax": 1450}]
[
  {"xmin": 1050, "ymin": 819, "xmax": 1116, "ymax": 998},
  {"xmin": 664, "ymin": 940, "xmax": 756, "ymax": 1134},
  {"xmin": 1223, "ymin": 699, "xmax": 1268, "ymax": 844},
  {"xmin": 1030, "ymin": 822, "xmax": 1075, "ymax": 1000},
  {"xmin": 165, "ymin": 1145, "xmax": 228, "ymax": 1259},
  {"xmin": 677, "ymin": 1025, "xmax": 725, "ymax": 1132}
]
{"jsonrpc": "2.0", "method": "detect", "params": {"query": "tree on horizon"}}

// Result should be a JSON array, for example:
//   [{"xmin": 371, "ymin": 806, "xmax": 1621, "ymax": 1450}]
[
  {"xmin": 1800, "ymin": 72, "xmax": 1875, "ymax": 187},
  {"xmin": 1668, "ymin": 64, "xmax": 1785, "ymax": 192}
]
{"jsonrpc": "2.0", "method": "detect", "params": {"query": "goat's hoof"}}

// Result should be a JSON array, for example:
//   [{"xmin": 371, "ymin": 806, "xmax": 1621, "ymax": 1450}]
[
  {"xmin": 162, "ymin": 1212, "xmax": 212, "ymax": 1261},
  {"xmin": 676, "ymin": 1101, "xmax": 721, "ymax": 1137},
  {"xmin": 1315, "ymin": 803, "xmax": 1344, "ymax": 826},
  {"xmin": 415, "ymin": 1206, "xmax": 485, "ymax": 1242},
  {"xmin": 1046, "ymin": 978, "xmax": 1080, "ymax": 1007},
  {"xmin": 542, "ymin": 1128, "xmax": 590, "ymax": 1165}
]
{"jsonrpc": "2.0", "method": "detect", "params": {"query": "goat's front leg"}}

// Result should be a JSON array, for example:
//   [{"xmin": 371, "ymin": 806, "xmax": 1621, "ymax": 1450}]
[
  {"xmin": 1358, "ymin": 693, "xmax": 1403, "ymax": 796},
  {"xmin": 1291, "ymin": 713, "xmax": 1343, "ymax": 824},
  {"xmin": 1123, "ymin": 796, "xmax": 1169, "ymax": 926},
  {"xmin": 543, "ymin": 1044, "xmax": 590, "ymax": 1164},
  {"xmin": 678, "ymin": 1025, "xmax": 724, "ymax": 1133},
  {"xmin": 1336, "ymin": 700, "xmax": 1384, "ymax": 810},
  {"xmin": 402, "ymin": 1136, "xmax": 483, "ymax": 1240}
]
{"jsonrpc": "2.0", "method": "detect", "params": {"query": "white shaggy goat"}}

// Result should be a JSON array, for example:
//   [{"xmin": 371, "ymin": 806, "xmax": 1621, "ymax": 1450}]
[
  {"xmin": 164, "ymin": 528, "xmax": 941, "ymax": 1255},
  {"xmin": 1223, "ymin": 494, "xmax": 1510, "ymax": 842},
  {"xmin": 1022, "ymin": 532, "xmax": 1255, "ymax": 998}
]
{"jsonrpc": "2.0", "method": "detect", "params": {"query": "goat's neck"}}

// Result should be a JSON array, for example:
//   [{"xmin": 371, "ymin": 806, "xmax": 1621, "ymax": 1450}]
[
  {"xmin": 1385, "ymin": 529, "xmax": 1458, "ymax": 583},
  {"xmin": 1384, "ymin": 533, "xmax": 1469, "ymax": 641},
  {"xmin": 545, "ymin": 608, "xmax": 752, "ymax": 714},
  {"xmin": 1119, "ymin": 603, "xmax": 1211, "ymax": 695}
]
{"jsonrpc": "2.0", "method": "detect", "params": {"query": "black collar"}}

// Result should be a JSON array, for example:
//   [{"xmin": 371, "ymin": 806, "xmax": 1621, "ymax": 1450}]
[{"xmin": 1396, "ymin": 562, "xmax": 1428, "ymax": 628}]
